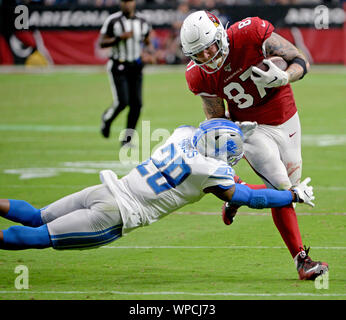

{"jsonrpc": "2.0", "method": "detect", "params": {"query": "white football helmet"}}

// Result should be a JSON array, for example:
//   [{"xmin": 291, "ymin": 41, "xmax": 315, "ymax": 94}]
[
  {"xmin": 192, "ymin": 118, "xmax": 244, "ymax": 166},
  {"xmin": 180, "ymin": 10, "xmax": 229, "ymax": 74}
]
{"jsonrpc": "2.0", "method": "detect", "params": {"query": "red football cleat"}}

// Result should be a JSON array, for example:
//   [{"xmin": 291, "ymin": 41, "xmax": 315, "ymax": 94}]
[
  {"xmin": 222, "ymin": 202, "xmax": 239, "ymax": 225},
  {"xmin": 233, "ymin": 175, "xmax": 244, "ymax": 184},
  {"xmin": 295, "ymin": 246, "xmax": 329, "ymax": 280}
]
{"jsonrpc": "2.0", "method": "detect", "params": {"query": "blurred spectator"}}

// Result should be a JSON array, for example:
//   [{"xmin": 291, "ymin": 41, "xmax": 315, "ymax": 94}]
[
  {"xmin": 170, "ymin": 1, "xmax": 191, "ymax": 64},
  {"xmin": 44, "ymin": 0, "xmax": 77, "ymax": 4},
  {"xmin": 18, "ymin": 0, "xmax": 344, "ymax": 6},
  {"xmin": 153, "ymin": 1, "xmax": 191, "ymax": 64}
]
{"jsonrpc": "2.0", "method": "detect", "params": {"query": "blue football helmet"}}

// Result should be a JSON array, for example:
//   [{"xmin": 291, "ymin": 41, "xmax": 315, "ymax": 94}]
[{"xmin": 192, "ymin": 118, "xmax": 244, "ymax": 166}]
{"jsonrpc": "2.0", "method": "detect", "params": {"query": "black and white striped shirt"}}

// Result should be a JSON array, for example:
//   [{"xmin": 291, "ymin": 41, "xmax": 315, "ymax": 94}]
[{"xmin": 100, "ymin": 11, "xmax": 151, "ymax": 63}]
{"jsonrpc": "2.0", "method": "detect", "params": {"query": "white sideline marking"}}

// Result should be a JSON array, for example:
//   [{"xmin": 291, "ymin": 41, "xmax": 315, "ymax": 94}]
[
  {"xmin": 0, "ymin": 290, "xmax": 344, "ymax": 297},
  {"xmin": 175, "ymin": 211, "xmax": 346, "ymax": 216},
  {"xmin": 0, "ymin": 124, "xmax": 99, "ymax": 133},
  {"xmin": 102, "ymin": 245, "xmax": 346, "ymax": 250},
  {"xmin": 302, "ymin": 134, "xmax": 346, "ymax": 147},
  {"xmin": 3, "ymin": 161, "xmax": 137, "ymax": 179}
]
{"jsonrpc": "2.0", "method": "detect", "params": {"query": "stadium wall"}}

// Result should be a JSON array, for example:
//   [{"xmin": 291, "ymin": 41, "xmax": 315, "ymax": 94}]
[{"xmin": 0, "ymin": 3, "xmax": 345, "ymax": 65}]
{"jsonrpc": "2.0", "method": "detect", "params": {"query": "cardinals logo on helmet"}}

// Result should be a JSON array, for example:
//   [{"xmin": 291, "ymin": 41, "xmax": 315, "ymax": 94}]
[{"xmin": 206, "ymin": 11, "xmax": 220, "ymax": 27}]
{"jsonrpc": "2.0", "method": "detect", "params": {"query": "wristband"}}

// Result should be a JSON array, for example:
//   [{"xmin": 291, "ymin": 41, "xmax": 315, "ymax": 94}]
[
  {"xmin": 291, "ymin": 188, "xmax": 301, "ymax": 203},
  {"xmin": 291, "ymin": 57, "xmax": 307, "ymax": 79}
]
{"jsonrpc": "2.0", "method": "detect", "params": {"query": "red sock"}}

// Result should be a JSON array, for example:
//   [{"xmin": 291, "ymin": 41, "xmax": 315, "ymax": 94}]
[
  {"xmin": 271, "ymin": 205, "xmax": 303, "ymax": 258},
  {"xmin": 234, "ymin": 175, "xmax": 266, "ymax": 190},
  {"xmin": 244, "ymin": 183, "xmax": 267, "ymax": 190}
]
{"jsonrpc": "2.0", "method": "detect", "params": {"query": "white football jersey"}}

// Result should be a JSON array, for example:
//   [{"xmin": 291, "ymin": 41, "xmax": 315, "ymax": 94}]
[{"xmin": 100, "ymin": 126, "xmax": 236, "ymax": 232}]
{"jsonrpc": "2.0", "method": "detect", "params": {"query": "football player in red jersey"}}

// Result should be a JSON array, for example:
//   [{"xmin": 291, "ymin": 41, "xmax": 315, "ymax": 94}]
[{"xmin": 180, "ymin": 11, "xmax": 328, "ymax": 280}]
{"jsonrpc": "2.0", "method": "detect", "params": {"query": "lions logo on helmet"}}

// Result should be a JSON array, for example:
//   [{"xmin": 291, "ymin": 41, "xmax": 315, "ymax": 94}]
[{"xmin": 192, "ymin": 119, "xmax": 244, "ymax": 166}]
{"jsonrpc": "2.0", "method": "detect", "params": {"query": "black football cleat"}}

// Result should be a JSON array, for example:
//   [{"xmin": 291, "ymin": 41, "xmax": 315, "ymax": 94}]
[{"xmin": 101, "ymin": 112, "xmax": 111, "ymax": 138}]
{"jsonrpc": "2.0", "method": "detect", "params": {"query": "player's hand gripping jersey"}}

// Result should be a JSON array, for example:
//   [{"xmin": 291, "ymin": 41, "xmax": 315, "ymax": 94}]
[
  {"xmin": 186, "ymin": 17, "xmax": 297, "ymax": 125},
  {"xmin": 100, "ymin": 126, "xmax": 236, "ymax": 231}
]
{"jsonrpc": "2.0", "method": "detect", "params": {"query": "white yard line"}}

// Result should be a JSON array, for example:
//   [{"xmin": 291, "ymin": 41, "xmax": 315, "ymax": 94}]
[
  {"xmin": 174, "ymin": 211, "xmax": 346, "ymax": 216},
  {"xmin": 102, "ymin": 245, "xmax": 346, "ymax": 250},
  {"xmin": 0, "ymin": 290, "xmax": 344, "ymax": 297}
]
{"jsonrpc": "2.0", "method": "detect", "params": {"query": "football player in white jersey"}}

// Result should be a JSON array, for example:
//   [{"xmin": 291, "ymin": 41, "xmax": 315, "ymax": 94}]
[{"xmin": 1, "ymin": 119, "xmax": 324, "ymax": 279}]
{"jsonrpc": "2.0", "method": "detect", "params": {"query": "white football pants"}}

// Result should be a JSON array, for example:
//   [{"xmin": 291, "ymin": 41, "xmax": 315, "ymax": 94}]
[
  {"xmin": 243, "ymin": 112, "xmax": 302, "ymax": 190},
  {"xmin": 41, "ymin": 184, "xmax": 123, "ymax": 249}
]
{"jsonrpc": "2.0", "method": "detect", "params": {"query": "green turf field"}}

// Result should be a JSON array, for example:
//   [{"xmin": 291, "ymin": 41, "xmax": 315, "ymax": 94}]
[{"xmin": 0, "ymin": 65, "xmax": 345, "ymax": 300}]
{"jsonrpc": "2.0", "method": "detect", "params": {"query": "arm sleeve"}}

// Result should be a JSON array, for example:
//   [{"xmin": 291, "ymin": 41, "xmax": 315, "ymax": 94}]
[{"xmin": 230, "ymin": 183, "xmax": 294, "ymax": 209}]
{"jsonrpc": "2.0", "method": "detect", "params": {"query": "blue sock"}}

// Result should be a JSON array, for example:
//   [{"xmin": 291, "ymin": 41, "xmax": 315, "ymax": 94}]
[
  {"xmin": 1, "ymin": 225, "xmax": 51, "ymax": 250},
  {"xmin": 5, "ymin": 200, "xmax": 43, "ymax": 227}
]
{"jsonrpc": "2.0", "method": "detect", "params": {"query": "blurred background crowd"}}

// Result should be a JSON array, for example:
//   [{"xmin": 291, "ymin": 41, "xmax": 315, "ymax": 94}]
[
  {"xmin": 14, "ymin": 0, "xmax": 345, "ymax": 6},
  {"xmin": 1, "ymin": 0, "xmax": 344, "ymax": 66}
]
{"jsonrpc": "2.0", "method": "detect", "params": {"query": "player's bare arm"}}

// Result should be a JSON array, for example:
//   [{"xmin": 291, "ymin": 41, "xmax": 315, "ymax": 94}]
[
  {"xmin": 201, "ymin": 96, "xmax": 226, "ymax": 119},
  {"xmin": 264, "ymin": 32, "xmax": 310, "ymax": 82},
  {"xmin": 203, "ymin": 185, "xmax": 236, "ymax": 201}
]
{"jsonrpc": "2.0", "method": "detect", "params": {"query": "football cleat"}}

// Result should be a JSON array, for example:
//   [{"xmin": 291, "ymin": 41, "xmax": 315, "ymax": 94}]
[
  {"xmin": 294, "ymin": 246, "xmax": 329, "ymax": 280},
  {"xmin": 101, "ymin": 112, "xmax": 111, "ymax": 138},
  {"xmin": 234, "ymin": 175, "xmax": 244, "ymax": 184},
  {"xmin": 222, "ymin": 202, "xmax": 239, "ymax": 225}
]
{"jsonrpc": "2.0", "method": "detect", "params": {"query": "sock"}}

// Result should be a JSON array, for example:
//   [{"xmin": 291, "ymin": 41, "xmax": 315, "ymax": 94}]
[
  {"xmin": 271, "ymin": 205, "xmax": 303, "ymax": 258},
  {"xmin": 234, "ymin": 175, "xmax": 266, "ymax": 190},
  {"xmin": 1, "ymin": 225, "xmax": 51, "ymax": 250},
  {"xmin": 244, "ymin": 183, "xmax": 267, "ymax": 190},
  {"xmin": 5, "ymin": 200, "xmax": 43, "ymax": 227}
]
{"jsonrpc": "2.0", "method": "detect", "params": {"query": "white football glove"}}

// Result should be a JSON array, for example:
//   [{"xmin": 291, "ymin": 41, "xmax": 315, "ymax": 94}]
[
  {"xmin": 235, "ymin": 121, "xmax": 258, "ymax": 140},
  {"xmin": 251, "ymin": 59, "xmax": 289, "ymax": 88},
  {"xmin": 291, "ymin": 177, "xmax": 315, "ymax": 207}
]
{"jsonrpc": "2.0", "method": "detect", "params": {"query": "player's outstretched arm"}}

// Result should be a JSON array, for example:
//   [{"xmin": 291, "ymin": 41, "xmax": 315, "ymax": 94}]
[
  {"xmin": 204, "ymin": 178, "xmax": 315, "ymax": 209},
  {"xmin": 263, "ymin": 32, "xmax": 310, "ymax": 83}
]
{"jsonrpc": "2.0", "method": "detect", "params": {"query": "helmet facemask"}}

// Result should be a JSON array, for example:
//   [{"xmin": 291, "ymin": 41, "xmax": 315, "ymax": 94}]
[{"xmin": 190, "ymin": 32, "xmax": 227, "ymax": 73}]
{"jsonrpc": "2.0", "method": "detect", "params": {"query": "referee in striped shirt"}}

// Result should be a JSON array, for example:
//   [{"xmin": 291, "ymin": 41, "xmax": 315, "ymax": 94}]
[{"xmin": 99, "ymin": 0, "xmax": 154, "ymax": 147}]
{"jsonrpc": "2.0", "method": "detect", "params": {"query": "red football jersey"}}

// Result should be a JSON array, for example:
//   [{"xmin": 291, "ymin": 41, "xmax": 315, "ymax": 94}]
[{"xmin": 186, "ymin": 17, "xmax": 297, "ymax": 125}]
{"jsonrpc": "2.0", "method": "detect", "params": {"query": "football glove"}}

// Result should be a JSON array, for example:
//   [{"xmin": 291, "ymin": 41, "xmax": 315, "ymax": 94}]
[
  {"xmin": 291, "ymin": 177, "xmax": 315, "ymax": 207},
  {"xmin": 251, "ymin": 59, "xmax": 289, "ymax": 88},
  {"xmin": 235, "ymin": 121, "xmax": 258, "ymax": 140}
]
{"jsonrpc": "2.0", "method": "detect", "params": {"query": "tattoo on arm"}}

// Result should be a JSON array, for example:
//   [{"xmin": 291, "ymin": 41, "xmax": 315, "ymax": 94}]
[
  {"xmin": 264, "ymin": 32, "xmax": 310, "ymax": 82},
  {"xmin": 265, "ymin": 32, "xmax": 298, "ymax": 61},
  {"xmin": 201, "ymin": 96, "xmax": 226, "ymax": 119},
  {"xmin": 286, "ymin": 63, "xmax": 306, "ymax": 83}
]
